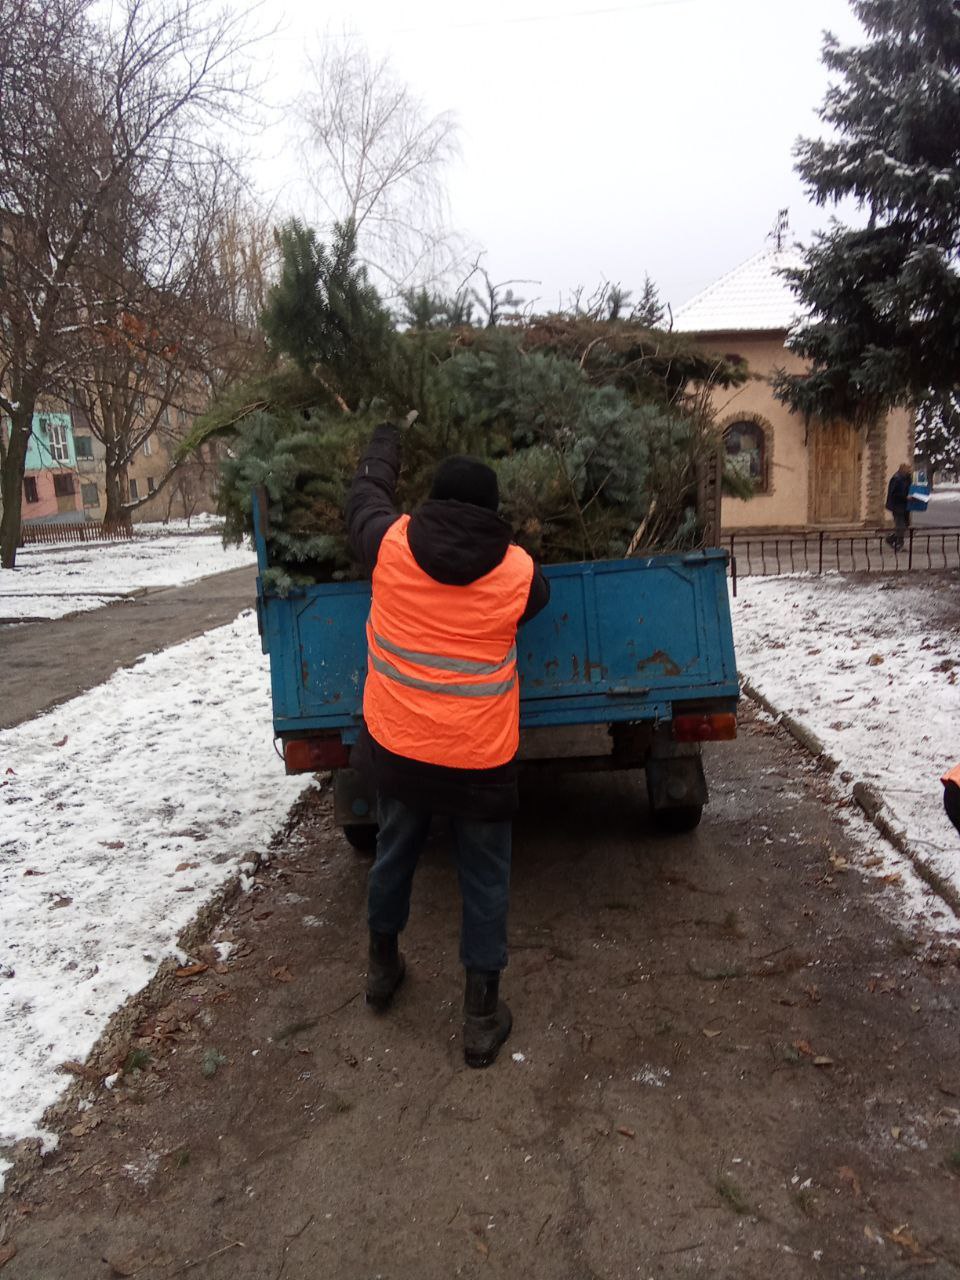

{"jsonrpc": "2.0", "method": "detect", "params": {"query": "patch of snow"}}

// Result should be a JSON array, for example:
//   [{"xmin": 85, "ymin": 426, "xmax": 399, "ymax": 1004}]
[
  {"xmin": 122, "ymin": 1152, "xmax": 161, "ymax": 1187},
  {"xmin": 103, "ymin": 1073, "xmax": 120, "ymax": 1091},
  {"xmin": 511, "ymin": 1051, "xmax": 526, "ymax": 1064},
  {"xmin": 0, "ymin": 611, "xmax": 305, "ymax": 1169},
  {"xmin": 301, "ymin": 915, "xmax": 324, "ymax": 929},
  {"xmin": 632, "ymin": 1066, "xmax": 670, "ymax": 1088},
  {"xmin": 213, "ymin": 941, "xmax": 233, "ymax": 961},
  {"xmin": 0, "ymin": 533, "xmax": 254, "ymax": 621},
  {"xmin": 732, "ymin": 576, "xmax": 960, "ymax": 921}
]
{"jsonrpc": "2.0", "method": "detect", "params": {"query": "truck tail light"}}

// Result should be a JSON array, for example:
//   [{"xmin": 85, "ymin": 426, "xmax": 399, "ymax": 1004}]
[
  {"xmin": 672, "ymin": 712, "xmax": 737, "ymax": 743},
  {"xmin": 283, "ymin": 736, "xmax": 350, "ymax": 773}
]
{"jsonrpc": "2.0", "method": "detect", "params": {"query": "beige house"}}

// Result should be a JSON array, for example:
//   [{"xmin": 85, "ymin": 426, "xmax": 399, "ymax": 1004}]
[{"xmin": 674, "ymin": 248, "xmax": 914, "ymax": 531}]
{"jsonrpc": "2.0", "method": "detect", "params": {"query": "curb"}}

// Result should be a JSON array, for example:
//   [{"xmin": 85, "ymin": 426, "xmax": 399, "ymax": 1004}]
[{"xmin": 740, "ymin": 678, "xmax": 960, "ymax": 921}]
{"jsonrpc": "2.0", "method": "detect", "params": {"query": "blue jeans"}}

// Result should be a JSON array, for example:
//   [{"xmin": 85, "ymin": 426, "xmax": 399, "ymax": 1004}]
[{"xmin": 367, "ymin": 794, "xmax": 512, "ymax": 972}]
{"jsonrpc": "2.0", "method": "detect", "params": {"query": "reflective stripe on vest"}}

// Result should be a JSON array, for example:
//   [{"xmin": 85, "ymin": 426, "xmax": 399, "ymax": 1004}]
[
  {"xmin": 363, "ymin": 514, "xmax": 534, "ymax": 770},
  {"xmin": 943, "ymin": 763, "xmax": 960, "ymax": 787}
]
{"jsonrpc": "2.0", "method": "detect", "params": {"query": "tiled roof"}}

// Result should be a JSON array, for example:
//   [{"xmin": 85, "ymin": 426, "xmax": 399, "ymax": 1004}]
[{"xmin": 672, "ymin": 247, "xmax": 806, "ymax": 334}]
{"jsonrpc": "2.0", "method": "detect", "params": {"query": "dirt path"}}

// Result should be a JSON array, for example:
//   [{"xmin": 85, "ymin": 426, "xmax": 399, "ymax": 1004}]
[
  {"xmin": 2, "ymin": 706, "xmax": 960, "ymax": 1279},
  {"xmin": 0, "ymin": 565, "xmax": 257, "ymax": 730}
]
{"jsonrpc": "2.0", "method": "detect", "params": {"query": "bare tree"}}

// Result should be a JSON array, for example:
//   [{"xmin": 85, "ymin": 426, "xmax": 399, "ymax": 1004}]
[
  {"xmin": 66, "ymin": 164, "xmax": 273, "ymax": 530},
  {"xmin": 0, "ymin": 0, "xmax": 257, "ymax": 566},
  {"xmin": 299, "ymin": 39, "xmax": 463, "ymax": 296}
]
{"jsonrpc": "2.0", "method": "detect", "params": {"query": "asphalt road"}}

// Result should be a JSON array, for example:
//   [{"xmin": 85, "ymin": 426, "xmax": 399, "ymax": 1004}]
[
  {"xmin": 3, "ymin": 706, "xmax": 960, "ymax": 1279},
  {"xmin": 917, "ymin": 492, "xmax": 960, "ymax": 526},
  {"xmin": 0, "ymin": 564, "xmax": 258, "ymax": 730}
]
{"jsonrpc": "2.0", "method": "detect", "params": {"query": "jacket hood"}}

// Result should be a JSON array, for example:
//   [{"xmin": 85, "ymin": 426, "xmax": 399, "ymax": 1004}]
[{"xmin": 407, "ymin": 499, "xmax": 512, "ymax": 586}]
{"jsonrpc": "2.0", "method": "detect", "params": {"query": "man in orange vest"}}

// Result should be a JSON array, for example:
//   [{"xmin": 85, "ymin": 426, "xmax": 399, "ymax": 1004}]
[
  {"xmin": 944, "ymin": 764, "xmax": 960, "ymax": 836},
  {"xmin": 346, "ymin": 420, "xmax": 549, "ymax": 1067}
]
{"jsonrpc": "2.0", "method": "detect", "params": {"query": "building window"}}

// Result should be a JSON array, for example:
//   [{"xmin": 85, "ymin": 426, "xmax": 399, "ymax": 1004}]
[
  {"xmin": 53, "ymin": 473, "xmax": 76, "ymax": 497},
  {"xmin": 45, "ymin": 418, "xmax": 69, "ymax": 463},
  {"xmin": 724, "ymin": 420, "xmax": 768, "ymax": 490},
  {"xmin": 81, "ymin": 482, "xmax": 99, "ymax": 507},
  {"xmin": 129, "ymin": 477, "xmax": 140, "ymax": 500},
  {"xmin": 23, "ymin": 476, "xmax": 39, "ymax": 504},
  {"xmin": 142, "ymin": 437, "xmax": 152, "ymax": 457},
  {"xmin": 147, "ymin": 475, "xmax": 156, "ymax": 493},
  {"xmin": 74, "ymin": 434, "xmax": 94, "ymax": 460}
]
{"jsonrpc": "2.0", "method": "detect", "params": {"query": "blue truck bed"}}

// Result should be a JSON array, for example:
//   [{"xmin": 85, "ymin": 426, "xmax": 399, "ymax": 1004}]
[
  {"xmin": 253, "ymin": 504, "xmax": 738, "ymax": 740},
  {"xmin": 253, "ymin": 500, "xmax": 739, "ymax": 836}
]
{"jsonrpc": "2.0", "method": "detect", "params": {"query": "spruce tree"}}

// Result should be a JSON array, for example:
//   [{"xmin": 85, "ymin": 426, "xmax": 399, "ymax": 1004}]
[{"xmin": 775, "ymin": 0, "xmax": 960, "ymax": 424}]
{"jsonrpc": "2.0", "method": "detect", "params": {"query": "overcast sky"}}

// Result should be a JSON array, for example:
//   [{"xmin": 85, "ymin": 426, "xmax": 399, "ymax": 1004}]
[{"xmin": 249, "ymin": 0, "xmax": 864, "ymax": 313}]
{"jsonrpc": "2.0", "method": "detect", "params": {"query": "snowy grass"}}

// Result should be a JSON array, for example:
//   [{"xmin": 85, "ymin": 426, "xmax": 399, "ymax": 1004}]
[
  {"xmin": 0, "ymin": 611, "xmax": 305, "ymax": 1186},
  {"xmin": 732, "ymin": 574, "xmax": 960, "ymax": 904},
  {"xmin": 0, "ymin": 533, "xmax": 255, "ymax": 621}
]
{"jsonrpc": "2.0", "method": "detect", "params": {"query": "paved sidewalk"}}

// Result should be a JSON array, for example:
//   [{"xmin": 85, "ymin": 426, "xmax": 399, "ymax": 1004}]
[{"xmin": 0, "ymin": 564, "xmax": 258, "ymax": 730}]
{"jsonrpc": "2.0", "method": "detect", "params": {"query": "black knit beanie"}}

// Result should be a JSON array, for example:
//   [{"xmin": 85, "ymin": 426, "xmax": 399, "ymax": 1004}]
[{"xmin": 429, "ymin": 455, "xmax": 500, "ymax": 511}]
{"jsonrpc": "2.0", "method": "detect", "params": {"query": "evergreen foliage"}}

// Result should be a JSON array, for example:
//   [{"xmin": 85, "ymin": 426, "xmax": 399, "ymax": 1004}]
[
  {"xmin": 213, "ymin": 223, "xmax": 749, "ymax": 582},
  {"xmin": 775, "ymin": 0, "xmax": 960, "ymax": 424},
  {"xmin": 260, "ymin": 220, "xmax": 397, "ymax": 410}
]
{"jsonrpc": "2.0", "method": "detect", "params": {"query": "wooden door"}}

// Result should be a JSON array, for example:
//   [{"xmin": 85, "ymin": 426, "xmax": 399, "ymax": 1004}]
[{"xmin": 811, "ymin": 422, "xmax": 861, "ymax": 524}]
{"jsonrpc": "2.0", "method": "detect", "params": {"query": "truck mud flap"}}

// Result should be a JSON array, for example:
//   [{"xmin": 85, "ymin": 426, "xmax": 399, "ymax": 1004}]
[
  {"xmin": 645, "ymin": 750, "xmax": 708, "ymax": 811},
  {"xmin": 333, "ymin": 768, "xmax": 378, "ymax": 827}
]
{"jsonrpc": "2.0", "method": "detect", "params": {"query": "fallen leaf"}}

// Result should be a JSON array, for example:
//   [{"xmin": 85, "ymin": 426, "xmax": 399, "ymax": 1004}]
[
  {"xmin": 271, "ymin": 965, "xmax": 294, "ymax": 983},
  {"xmin": 888, "ymin": 1224, "xmax": 924, "ymax": 1256},
  {"xmin": 867, "ymin": 654, "xmax": 884, "ymax": 666},
  {"xmin": 813, "ymin": 1055, "xmax": 834, "ymax": 1067},
  {"xmin": 102, "ymin": 1251, "xmax": 153, "ymax": 1277},
  {"xmin": 864, "ymin": 1224, "xmax": 883, "ymax": 1243},
  {"xmin": 880, "ymin": 873, "xmax": 902, "ymax": 886},
  {"xmin": 891, "ymin": 1127, "xmax": 902, "ymax": 1140},
  {"xmin": 804, "ymin": 984, "xmax": 821, "ymax": 1004},
  {"xmin": 0, "ymin": 1243, "xmax": 16, "ymax": 1268},
  {"xmin": 69, "ymin": 1114, "xmax": 102, "ymax": 1138},
  {"xmin": 863, "ymin": 855, "xmax": 884, "ymax": 868},
  {"xmin": 3, "ymin": 768, "xmax": 14, "ymax": 776},
  {"xmin": 213, "ymin": 964, "xmax": 229, "ymax": 976},
  {"xmin": 22, "ymin": 868, "xmax": 44, "ymax": 876},
  {"xmin": 50, "ymin": 896, "xmax": 72, "ymax": 909},
  {"xmin": 793, "ymin": 1039, "xmax": 814, "ymax": 1057},
  {"xmin": 868, "ymin": 977, "xmax": 897, "ymax": 995},
  {"xmin": 838, "ymin": 1165, "xmax": 862, "ymax": 1198},
  {"xmin": 53, "ymin": 735, "xmax": 68, "ymax": 747},
  {"xmin": 616, "ymin": 1125, "xmax": 636, "ymax": 1139},
  {"xmin": 702, "ymin": 1028, "xmax": 722, "ymax": 1039},
  {"xmin": 174, "ymin": 862, "xmax": 199, "ymax": 873},
  {"xmin": 174, "ymin": 963, "xmax": 208, "ymax": 979},
  {"xmin": 99, "ymin": 840, "xmax": 125, "ymax": 850},
  {"xmin": 829, "ymin": 853, "xmax": 850, "ymax": 872},
  {"xmin": 911, "ymin": 1003, "xmax": 922, "ymax": 1013}
]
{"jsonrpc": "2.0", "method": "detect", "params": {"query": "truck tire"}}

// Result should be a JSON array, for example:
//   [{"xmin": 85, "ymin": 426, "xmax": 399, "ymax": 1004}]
[
  {"xmin": 343, "ymin": 824, "xmax": 378, "ymax": 854},
  {"xmin": 652, "ymin": 804, "xmax": 703, "ymax": 834}
]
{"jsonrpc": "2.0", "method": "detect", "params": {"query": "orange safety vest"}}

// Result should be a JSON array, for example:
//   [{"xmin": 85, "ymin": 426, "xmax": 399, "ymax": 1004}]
[
  {"xmin": 364, "ymin": 515, "xmax": 535, "ymax": 770},
  {"xmin": 943, "ymin": 763, "xmax": 960, "ymax": 787}
]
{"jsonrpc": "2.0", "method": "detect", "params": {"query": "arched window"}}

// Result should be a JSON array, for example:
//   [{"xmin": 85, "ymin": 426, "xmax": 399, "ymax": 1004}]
[{"xmin": 724, "ymin": 419, "xmax": 767, "ymax": 491}]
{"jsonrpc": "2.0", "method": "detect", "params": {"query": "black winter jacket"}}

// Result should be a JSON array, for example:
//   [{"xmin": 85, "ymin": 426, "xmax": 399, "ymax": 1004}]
[
  {"xmin": 345, "ymin": 424, "xmax": 550, "ymax": 820},
  {"xmin": 886, "ymin": 472, "xmax": 910, "ymax": 515}
]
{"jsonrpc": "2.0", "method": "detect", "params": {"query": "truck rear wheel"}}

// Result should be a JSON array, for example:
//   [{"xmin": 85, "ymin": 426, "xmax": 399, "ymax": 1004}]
[
  {"xmin": 343, "ymin": 824, "xmax": 378, "ymax": 854},
  {"xmin": 652, "ymin": 804, "xmax": 703, "ymax": 834}
]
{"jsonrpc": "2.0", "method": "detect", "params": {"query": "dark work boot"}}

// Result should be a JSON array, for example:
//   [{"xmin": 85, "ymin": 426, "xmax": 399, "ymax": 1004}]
[
  {"xmin": 463, "ymin": 970, "xmax": 512, "ymax": 1068},
  {"xmin": 366, "ymin": 931, "xmax": 405, "ymax": 1011}
]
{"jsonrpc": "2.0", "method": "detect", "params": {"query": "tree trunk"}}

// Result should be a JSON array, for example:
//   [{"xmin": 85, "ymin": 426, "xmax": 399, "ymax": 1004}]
[
  {"xmin": 0, "ymin": 403, "xmax": 36, "ymax": 569},
  {"xmin": 102, "ymin": 460, "xmax": 132, "ymax": 535}
]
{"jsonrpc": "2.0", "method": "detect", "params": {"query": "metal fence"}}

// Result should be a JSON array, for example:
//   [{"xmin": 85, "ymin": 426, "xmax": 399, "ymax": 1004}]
[
  {"xmin": 727, "ymin": 526, "xmax": 960, "ymax": 580},
  {"xmin": 19, "ymin": 522, "xmax": 133, "ymax": 547}
]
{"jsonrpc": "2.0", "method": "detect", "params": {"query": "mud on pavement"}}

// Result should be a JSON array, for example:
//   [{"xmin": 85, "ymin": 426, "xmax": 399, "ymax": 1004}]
[{"xmin": 2, "ymin": 705, "xmax": 960, "ymax": 1280}]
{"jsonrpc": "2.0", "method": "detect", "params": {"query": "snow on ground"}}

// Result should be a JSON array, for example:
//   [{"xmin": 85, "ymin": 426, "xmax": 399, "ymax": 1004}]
[
  {"xmin": 732, "ymin": 574, "xmax": 960, "ymax": 907},
  {"xmin": 0, "ymin": 611, "xmax": 305, "ymax": 1188},
  {"xmin": 0, "ymin": 533, "xmax": 254, "ymax": 622}
]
